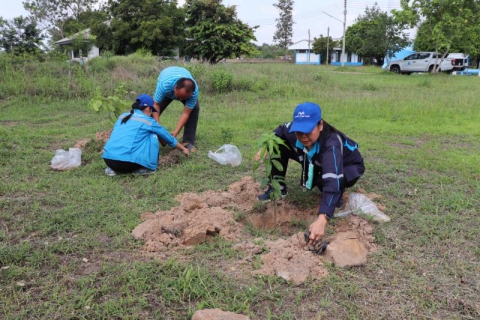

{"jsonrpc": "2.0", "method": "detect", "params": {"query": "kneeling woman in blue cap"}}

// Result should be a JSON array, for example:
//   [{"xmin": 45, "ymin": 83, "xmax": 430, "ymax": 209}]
[
  {"xmin": 256, "ymin": 102, "xmax": 365, "ymax": 244},
  {"xmin": 103, "ymin": 94, "xmax": 189, "ymax": 176}
]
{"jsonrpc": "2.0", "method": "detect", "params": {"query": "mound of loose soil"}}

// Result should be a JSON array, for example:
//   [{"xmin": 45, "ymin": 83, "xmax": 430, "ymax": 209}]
[
  {"xmin": 95, "ymin": 130, "xmax": 111, "ymax": 142},
  {"xmin": 131, "ymin": 176, "xmax": 380, "ymax": 285},
  {"xmin": 158, "ymin": 149, "xmax": 183, "ymax": 167},
  {"xmin": 73, "ymin": 138, "xmax": 92, "ymax": 149}
]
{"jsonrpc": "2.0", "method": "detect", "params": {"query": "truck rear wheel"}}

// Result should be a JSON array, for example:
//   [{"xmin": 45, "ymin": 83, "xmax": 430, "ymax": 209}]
[{"xmin": 429, "ymin": 65, "xmax": 439, "ymax": 73}]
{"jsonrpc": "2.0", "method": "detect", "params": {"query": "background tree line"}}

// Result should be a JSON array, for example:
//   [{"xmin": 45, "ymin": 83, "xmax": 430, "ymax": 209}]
[
  {"xmin": 0, "ymin": 0, "xmax": 259, "ymax": 63},
  {"xmin": 2, "ymin": 0, "xmax": 480, "ymax": 66},
  {"xmin": 311, "ymin": 1, "xmax": 480, "ymax": 67}
]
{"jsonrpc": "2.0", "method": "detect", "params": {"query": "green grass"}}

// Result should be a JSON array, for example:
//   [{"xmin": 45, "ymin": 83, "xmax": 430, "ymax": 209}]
[{"xmin": 1, "ymin": 57, "xmax": 479, "ymax": 319}]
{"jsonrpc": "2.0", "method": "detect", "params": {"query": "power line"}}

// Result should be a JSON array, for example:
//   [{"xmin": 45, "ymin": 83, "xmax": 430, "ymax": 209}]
[
  {"xmin": 245, "ymin": 4, "xmax": 343, "ymax": 25},
  {"xmin": 243, "ymin": 1, "xmax": 401, "ymax": 27}
]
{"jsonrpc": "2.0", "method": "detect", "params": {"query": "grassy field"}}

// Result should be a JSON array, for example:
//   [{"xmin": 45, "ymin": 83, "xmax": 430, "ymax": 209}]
[{"xmin": 1, "ymin": 56, "xmax": 479, "ymax": 319}]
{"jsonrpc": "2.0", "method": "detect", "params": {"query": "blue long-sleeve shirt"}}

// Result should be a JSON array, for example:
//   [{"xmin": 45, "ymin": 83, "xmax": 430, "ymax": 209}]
[
  {"xmin": 103, "ymin": 110, "xmax": 178, "ymax": 170},
  {"xmin": 274, "ymin": 122, "xmax": 365, "ymax": 218}
]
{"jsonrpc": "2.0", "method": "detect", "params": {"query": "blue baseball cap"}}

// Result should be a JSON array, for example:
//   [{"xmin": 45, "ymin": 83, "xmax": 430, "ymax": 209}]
[
  {"xmin": 289, "ymin": 102, "xmax": 322, "ymax": 133},
  {"xmin": 135, "ymin": 94, "xmax": 156, "ymax": 111}
]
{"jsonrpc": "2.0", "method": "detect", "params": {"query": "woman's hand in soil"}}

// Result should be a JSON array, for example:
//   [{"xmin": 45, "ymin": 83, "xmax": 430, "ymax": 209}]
[
  {"xmin": 177, "ymin": 143, "xmax": 190, "ymax": 157},
  {"xmin": 181, "ymin": 148, "xmax": 190, "ymax": 157},
  {"xmin": 308, "ymin": 214, "xmax": 328, "ymax": 245}
]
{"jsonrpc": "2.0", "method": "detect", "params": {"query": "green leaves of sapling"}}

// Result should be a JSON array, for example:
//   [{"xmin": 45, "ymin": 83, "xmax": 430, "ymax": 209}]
[
  {"xmin": 87, "ymin": 83, "xmax": 130, "ymax": 124},
  {"xmin": 253, "ymin": 133, "xmax": 289, "ymax": 204}
]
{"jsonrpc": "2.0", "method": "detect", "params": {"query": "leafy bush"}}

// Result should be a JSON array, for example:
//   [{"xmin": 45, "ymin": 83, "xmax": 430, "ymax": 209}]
[
  {"xmin": 102, "ymin": 51, "xmax": 114, "ymax": 59},
  {"xmin": 252, "ymin": 76, "xmax": 269, "ymax": 93},
  {"xmin": 209, "ymin": 70, "xmax": 233, "ymax": 94},
  {"xmin": 0, "ymin": 57, "xmax": 95, "ymax": 99},
  {"xmin": 133, "ymin": 48, "xmax": 154, "ymax": 57},
  {"xmin": 186, "ymin": 63, "xmax": 207, "ymax": 80},
  {"xmin": 87, "ymin": 56, "xmax": 117, "ymax": 73},
  {"xmin": 232, "ymin": 77, "xmax": 253, "ymax": 91}
]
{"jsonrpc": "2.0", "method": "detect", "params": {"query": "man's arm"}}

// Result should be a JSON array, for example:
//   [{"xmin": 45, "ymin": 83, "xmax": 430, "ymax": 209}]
[
  {"xmin": 152, "ymin": 101, "xmax": 161, "ymax": 122},
  {"xmin": 171, "ymin": 106, "xmax": 193, "ymax": 137}
]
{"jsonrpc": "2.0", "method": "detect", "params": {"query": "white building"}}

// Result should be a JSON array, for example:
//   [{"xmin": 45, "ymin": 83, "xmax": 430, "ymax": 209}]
[
  {"xmin": 288, "ymin": 39, "xmax": 363, "ymax": 66},
  {"xmin": 288, "ymin": 40, "xmax": 321, "ymax": 65},
  {"xmin": 54, "ymin": 28, "xmax": 100, "ymax": 62}
]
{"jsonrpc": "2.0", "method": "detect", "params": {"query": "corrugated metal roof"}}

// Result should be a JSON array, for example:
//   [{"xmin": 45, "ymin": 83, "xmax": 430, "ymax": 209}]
[
  {"xmin": 288, "ymin": 40, "xmax": 313, "ymax": 50},
  {"xmin": 288, "ymin": 37, "xmax": 343, "ymax": 50},
  {"xmin": 55, "ymin": 28, "xmax": 92, "ymax": 45}
]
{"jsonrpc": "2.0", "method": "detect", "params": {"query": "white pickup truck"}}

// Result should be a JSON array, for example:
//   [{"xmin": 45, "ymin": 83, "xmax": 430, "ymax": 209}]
[{"xmin": 389, "ymin": 52, "xmax": 468, "ymax": 74}]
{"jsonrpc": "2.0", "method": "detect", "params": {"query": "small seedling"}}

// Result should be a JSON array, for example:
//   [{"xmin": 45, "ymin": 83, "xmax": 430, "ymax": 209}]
[
  {"xmin": 87, "ymin": 83, "xmax": 131, "ymax": 124},
  {"xmin": 253, "ymin": 132, "xmax": 289, "ymax": 220}
]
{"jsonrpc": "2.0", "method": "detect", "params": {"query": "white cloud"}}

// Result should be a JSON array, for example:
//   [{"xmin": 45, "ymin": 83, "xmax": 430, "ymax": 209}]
[{"xmin": 0, "ymin": 0, "xmax": 29, "ymax": 20}]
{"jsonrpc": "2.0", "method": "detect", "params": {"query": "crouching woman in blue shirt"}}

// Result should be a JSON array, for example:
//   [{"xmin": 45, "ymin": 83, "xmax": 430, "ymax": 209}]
[
  {"xmin": 103, "ymin": 94, "xmax": 189, "ymax": 176},
  {"xmin": 256, "ymin": 102, "xmax": 365, "ymax": 244}
]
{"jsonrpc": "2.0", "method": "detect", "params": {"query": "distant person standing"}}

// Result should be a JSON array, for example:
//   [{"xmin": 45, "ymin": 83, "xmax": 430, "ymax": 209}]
[{"xmin": 153, "ymin": 66, "xmax": 200, "ymax": 151}]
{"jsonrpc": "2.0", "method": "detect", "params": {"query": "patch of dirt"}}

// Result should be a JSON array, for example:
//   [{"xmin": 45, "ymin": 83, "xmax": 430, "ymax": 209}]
[
  {"xmin": 324, "ymin": 215, "xmax": 377, "ymax": 267},
  {"xmin": 158, "ymin": 149, "xmax": 183, "ymax": 167},
  {"xmin": 73, "ymin": 138, "xmax": 92, "ymax": 149},
  {"xmin": 95, "ymin": 130, "xmax": 111, "ymax": 142},
  {"xmin": 132, "ymin": 176, "xmax": 380, "ymax": 285},
  {"xmin": 251, "ymin": 232, "xmax": 329, "ymax": 285},
  {"xmin": 0, "ymin": 121, "xmax": 17, "ymax": 126}
]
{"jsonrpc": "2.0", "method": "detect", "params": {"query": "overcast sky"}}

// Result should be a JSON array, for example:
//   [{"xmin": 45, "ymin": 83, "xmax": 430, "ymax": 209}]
[{"xmin": 1, "ymin": 0, "xmax": 407, "ymax": 44}]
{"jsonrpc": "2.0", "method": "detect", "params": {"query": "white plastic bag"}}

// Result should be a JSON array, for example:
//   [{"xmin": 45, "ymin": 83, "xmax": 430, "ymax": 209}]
[
  {"xmin": 335, "ymin": 192, "xmax": 391, "ymax": 222},
  {"xmin": 208, "ymin": 144, "xmax": 242, "ymax": 167},
  {"xmin": 50, "ymin": 148, "xmax": 82, "ymax": 170}
]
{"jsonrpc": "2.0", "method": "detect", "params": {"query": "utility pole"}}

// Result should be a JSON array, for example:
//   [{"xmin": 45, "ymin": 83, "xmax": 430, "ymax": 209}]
[
  {"xmin": 341, "ymin": 0, "xmax": 347, "ymax": 67},
  {"xmin": 326, "ymin": 26, "xmax": 330, "ymax": 65},
  {"xmin": 308, "ymin": 29, "xmax": 311, "ymax": 63},
  {"xmin": 321, "ymin": 10, "xmax": 345, "ymax": 66}
]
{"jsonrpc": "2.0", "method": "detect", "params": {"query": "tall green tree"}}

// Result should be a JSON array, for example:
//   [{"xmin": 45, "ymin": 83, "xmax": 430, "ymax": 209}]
[
  {"xmin": 393, "ymin": 0, "xmax": 480, "ymax": 60},
  {"xmin": 0, "ymin": 16, "xmax": 44, "ymax": 55},
  {"xmin": 345, "ymin": 4, "xmax": 410, "ymax": 65},
  {"xmin": 23, "ymin": 0, "xmax": 98, "ymax": 40},
  {"xmin": 62, "ymin": 9, "xmax": 107, "ymax": 37},
  {"xmin": 273, "ymin": 0, "xmax": 294, "ymax": 53},
  {"xmin": 184, "ymin": 0, "xmax": 257, "ymax": 64},
  {"xmin": 410, "ymin": 3, "xmax": 480, "ymax": 67},
  {"xmin": 91, "ymin": 0, "xmax": 185, "ymax": 56},
  {"xmin": 312, "ymin": 35, "xmax": 338, "ymax": 64}
]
